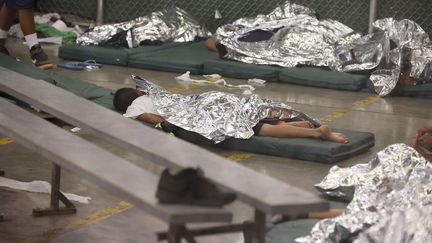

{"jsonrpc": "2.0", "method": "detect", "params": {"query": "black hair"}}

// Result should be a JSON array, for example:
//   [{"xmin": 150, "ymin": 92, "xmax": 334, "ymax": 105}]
[{"xmin": 113, "ymin": 88, "xmax": 141, "ymax": 113}]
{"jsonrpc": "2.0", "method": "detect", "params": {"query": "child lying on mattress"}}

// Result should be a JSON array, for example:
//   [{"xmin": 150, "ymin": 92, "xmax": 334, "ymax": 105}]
[{"xmin": 113, "ymin": 87, "xmax": 349, "ymax": 144}]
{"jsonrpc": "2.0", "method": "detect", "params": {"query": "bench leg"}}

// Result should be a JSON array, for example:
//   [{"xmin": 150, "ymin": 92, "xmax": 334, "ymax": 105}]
[
  {"xmin": 167, "ymin": 224, "xmax": 198, "ymax": 243},
  {"xmin": 33, "ymin": 164, "xmax": 77, "ymax": 217},
  {"xmin": 0, "ymin": 170, "xmax": 4, "ymax": 221},
  {"xmin": 252, "ymin": 209, "xmax": 266, "ymax": 243},
  {"xmin": 167, "ymin": 225, "xmax": 182, "ymax": 243}
]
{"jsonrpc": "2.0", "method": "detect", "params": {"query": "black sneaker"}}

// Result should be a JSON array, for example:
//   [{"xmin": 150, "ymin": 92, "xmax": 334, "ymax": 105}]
[
  {"xmin": 30, "ymin": 44, "xmax": 49, "ymax": 67},
  {"xmin": 0, "ymin": 39, "xmax": 9, "ymax": 56},
  {"xmin": 156, "ymin": 168, "xmax": 237, "ymax": 207}
]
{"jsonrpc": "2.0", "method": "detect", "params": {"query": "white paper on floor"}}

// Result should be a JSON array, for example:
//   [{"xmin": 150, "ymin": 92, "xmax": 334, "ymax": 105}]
[
  {"xmin": 247, "ymin": 78, "xmax": 266, "ymax": 86},
  {"xmin": 0, "ymin": 176, "xmax": 91, "ymax": 204},
  {"xmin": 175, "ymin": 71, "xmax": 255, "ymax": 94}
]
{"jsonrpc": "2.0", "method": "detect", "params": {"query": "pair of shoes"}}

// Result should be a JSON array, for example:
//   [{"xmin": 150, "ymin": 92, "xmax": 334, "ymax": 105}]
[
  {"xmin": 156, "ymin": 168, "xmax": 237, "ymax": 207},
  {"xmin": 0, "ymin": 39, "xmax": 10, "ymax": 56},
  {"xmin": 30, "ymin": 44, "xmax": 50, "ymax": 67}
]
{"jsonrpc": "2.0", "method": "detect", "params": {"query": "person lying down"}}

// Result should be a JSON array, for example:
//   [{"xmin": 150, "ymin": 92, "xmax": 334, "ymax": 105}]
[{"xmin": 113, "ymin": 86, "xmax": 348, "ymax": 144}]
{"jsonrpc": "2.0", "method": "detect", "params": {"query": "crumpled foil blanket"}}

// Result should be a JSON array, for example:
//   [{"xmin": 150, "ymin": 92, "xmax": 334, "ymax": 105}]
[
  {"xmin": 296, "ymin": 143, "xmax": 432, "ymax": 242},
  {"xmin": 132, "ymin": 75, "xmax": 319, "ymax": 143},
  {"xmin": 77, "ymin": 7, "xmax": 210, "ymax": 48},
  {"xmin": 354, "ymin": 205, "xmax": 432, "ymax": 243},
  {"xmin": 216, "ymin": 1, "xmax": 432, "ymax": 96}
]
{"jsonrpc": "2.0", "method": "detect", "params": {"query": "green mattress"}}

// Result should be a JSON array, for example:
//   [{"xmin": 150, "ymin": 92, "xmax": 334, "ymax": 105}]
[
  {"xmin": 127, "ymin": 41, "xmax": 218, "ymax": 74},
  {"xmin": 174, "ymin": 127, "xmax": 374, "ymax": 164},
  {"xmin": 279, "ymin": 67, "xmax": 370, "ymax": 91},
  {"xmin": 59, "ymin": 43, "xmax": 432, "ymax": 96},
  {"xmin": 59, "ymin": 45, "xmax": 129, "ymax": 66},
  {"xmin": 203, "ymin": 59, "xmax": 282, "ymax": 82},
  {"xmin": 0, "ymin": 53, "xmax": 374, "ymax": 163}
]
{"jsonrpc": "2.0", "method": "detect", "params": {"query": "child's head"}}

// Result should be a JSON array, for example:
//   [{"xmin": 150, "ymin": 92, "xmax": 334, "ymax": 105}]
[{"xmin": 113, "ymin": 88, "xmax": 145, "ymax": 113}]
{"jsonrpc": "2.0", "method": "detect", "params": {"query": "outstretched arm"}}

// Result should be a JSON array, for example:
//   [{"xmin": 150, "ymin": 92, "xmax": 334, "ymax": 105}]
[
  {"xmin": 136, "ymin": 113, "xmax": 176, "ymax": 133},
  {"xmin": 137, "ymin": 113, "xmax": 165, "ymax": 125}
]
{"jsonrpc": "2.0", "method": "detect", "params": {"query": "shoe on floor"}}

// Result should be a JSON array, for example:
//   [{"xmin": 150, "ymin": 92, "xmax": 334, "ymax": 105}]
[
  {"xmin": 156, "ymin": 168, "xmax": 237, "ymax": 207},
  {"xmin": 0, "ymin": 39, "xmax": 10, "ymax": 56},
  {"xmin": 30, "ymin": 44, "xmax": 50, "ymax": 67}
]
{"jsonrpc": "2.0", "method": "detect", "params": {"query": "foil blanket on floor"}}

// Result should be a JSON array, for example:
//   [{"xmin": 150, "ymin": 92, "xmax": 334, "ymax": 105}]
[
  {"xmin": 132, "ymin": 75, "xmax": 319, "ymax": 143},
  {"xmin": 216, "ymin": 1, "xmax": 432, "ymax": 96},
  {"xmin": 296, "ymin": 143, "xmax": 432, "ymax": 243},
  {"xmin": 77, "ymin": 7, "xmax": 210, "ymax": 48}
]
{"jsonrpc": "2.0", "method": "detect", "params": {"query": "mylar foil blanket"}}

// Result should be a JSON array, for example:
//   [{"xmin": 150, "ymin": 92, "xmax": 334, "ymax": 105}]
[
  {"xmin": 132, "ymin": 75, "xmax": 319, "ymax": 143},
  {"xmin": 354, "ymin": 205, "xmax": 432, "ymax": 243},
  {"xmin": 296, "ymin": 143, "xmax": 432, "ymax": 242},
  {"xmin": 77, "ymin": 7, "xmax": 210, "ymax": 48},
  {"xmin": 216, "ymin": 1, "xmax": 432, "ymax": 96}
]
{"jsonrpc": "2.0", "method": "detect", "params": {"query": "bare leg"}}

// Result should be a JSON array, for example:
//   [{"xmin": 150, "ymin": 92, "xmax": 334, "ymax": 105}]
[
  {"xmin": 0, "ymin": 5, "xmax": 17, "ymax": 31},
  {"xmin": 258, "ymin": 124, "xmax": 348, "ymax": 143},
  {"xmin": 18, "ymin": 9, "xmax": 36, "ymax": 35},
  {"xmin": 279, "ymin": 121, "xmax": 314, "ymax": 128}
]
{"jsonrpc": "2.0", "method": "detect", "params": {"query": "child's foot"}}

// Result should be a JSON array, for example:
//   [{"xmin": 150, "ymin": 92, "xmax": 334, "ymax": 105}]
[
  {"xmin": 30, "ymin": 44, "xmax": 50, "ymax": 67},
  {"xmin": 317, "ymin": 125, "xmax": 349, "ymax": 144}
]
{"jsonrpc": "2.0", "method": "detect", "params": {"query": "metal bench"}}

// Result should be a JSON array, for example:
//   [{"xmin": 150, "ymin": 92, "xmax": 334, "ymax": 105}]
[
  {"xmin": 0, "ymin": 97, "xmax": 232, "ymax": 243},
  {"xmin": 0, "ymin": 67, "xmax": 328, "ymax": 242}
]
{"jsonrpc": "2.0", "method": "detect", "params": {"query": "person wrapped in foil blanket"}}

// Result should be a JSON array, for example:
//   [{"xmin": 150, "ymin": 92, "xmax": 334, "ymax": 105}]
[
  {"xmin": 294, "ymin": 127, "xmax": 432, "ymax": 243},
  {"xmin": 207, "ymin": 1, "xmax": 432, "ymax": 96},
  {"xmin": 112, "ymin": 75, "xmax": 349, "ymax": 144},
  {"xmin": 77, "ymin": 7, "xmax": 211, "ymax": 48}
]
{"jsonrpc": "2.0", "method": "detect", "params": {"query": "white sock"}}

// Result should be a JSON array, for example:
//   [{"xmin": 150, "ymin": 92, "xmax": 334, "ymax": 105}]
[
  {"xmin": 0, "ymin": 29, "xmax": 8, "ymax": 39},
  {"xmin": 24, "ymin": 33, "xmax": 39, "ymax": 49}
]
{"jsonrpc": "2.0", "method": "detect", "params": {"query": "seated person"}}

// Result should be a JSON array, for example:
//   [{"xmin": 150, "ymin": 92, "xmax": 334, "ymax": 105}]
[
  {"xmin": 113, "ymin": 87, "xmax": 349, "ymax": 144},
  {"xmin": 412, "ymin": 125, "xmax": 432, "ymax": 161}
]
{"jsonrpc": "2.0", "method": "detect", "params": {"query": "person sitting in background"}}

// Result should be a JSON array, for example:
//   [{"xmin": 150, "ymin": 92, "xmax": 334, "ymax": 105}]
[
  {"xmin": 412, "ymin": 125, "xmax": 432, "ymax": 161},
  {"xmin": 0, "ymin": 0, "xmax": 50, "ymax": 67},
  {"xmin": 113, "ymin": 87, "xmax": 349, "ymax": 144}
]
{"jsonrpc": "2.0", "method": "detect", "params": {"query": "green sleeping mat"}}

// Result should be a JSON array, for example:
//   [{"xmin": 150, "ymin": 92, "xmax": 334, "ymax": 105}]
[
  {"xmin": 243, "ymin": 200, "xmax": 348, "ymax": 243},
  {"xmin": 59, "ymin": 43, "xmax": 432, "ymax": 96},
  {"xmin": 278, "ymin": 67, "xmax": 371, "ymax": 91},
  {"xmin": 174, "ymin": 127, "xmax": 374, "ymax": 164},
  {"xmin": 0, "ymin": 53, "xmax": 374, "ymax": 163},
  {"xmin": 203, "ymin": 59, "xmax": 282, "ymax": 82},
  {"xmin": 127, "ymin": 41, "xmax": 218, "ymax": 74},
  {"xmin": 59, "ymin": 45, "xmax": 129, "ymax": 66}
]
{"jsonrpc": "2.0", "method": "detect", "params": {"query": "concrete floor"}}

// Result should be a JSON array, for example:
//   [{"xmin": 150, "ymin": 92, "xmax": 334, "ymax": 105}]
[{"xmin": 1, "ymin": 39, "xmax": 432, "ymax": 243}]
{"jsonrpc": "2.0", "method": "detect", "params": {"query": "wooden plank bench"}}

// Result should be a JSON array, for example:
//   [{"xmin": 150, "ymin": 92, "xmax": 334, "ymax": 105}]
[
  {"xmin": 0, "ymin": 67, "xmax": 328, "ymax": 242},
  {"xmin": 0, "ymin": 97, "xmax": 232, "ymax": 243}
]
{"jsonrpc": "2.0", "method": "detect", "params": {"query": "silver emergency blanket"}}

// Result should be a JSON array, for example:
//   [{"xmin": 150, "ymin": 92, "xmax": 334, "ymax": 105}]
[
  {"xmin": 77, "ymin": 7, "xmax": 210, "ymax": 48},
  {"xmin": 216, "ymin": 1, "xmax": 432, "ymax": 96},
  {"xmin": 132, "ymin": 75, "xmax": 319, "ymax": 143},
  {"xmin": 354, "ymin": 205, "xmax": 432, "ymax": 243},
  {"xmin": 296, "ymin": 143, "xmax": 432, "ymax": 243}
]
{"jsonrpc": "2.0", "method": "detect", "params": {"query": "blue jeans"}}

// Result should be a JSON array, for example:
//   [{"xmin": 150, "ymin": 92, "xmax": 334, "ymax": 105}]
[{"xmin": 0, "ymin": 0, "xmax": 37, "ymax": 10}]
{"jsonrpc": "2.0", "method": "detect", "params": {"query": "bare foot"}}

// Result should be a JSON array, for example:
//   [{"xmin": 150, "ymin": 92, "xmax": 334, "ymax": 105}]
[
  {"xmin": 285, "ymin": 121, "xmax": 314, "ymax": 128},
  {"xmin": 317, "ymin": 125, "xmax": 349, "ymax": 144}
]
